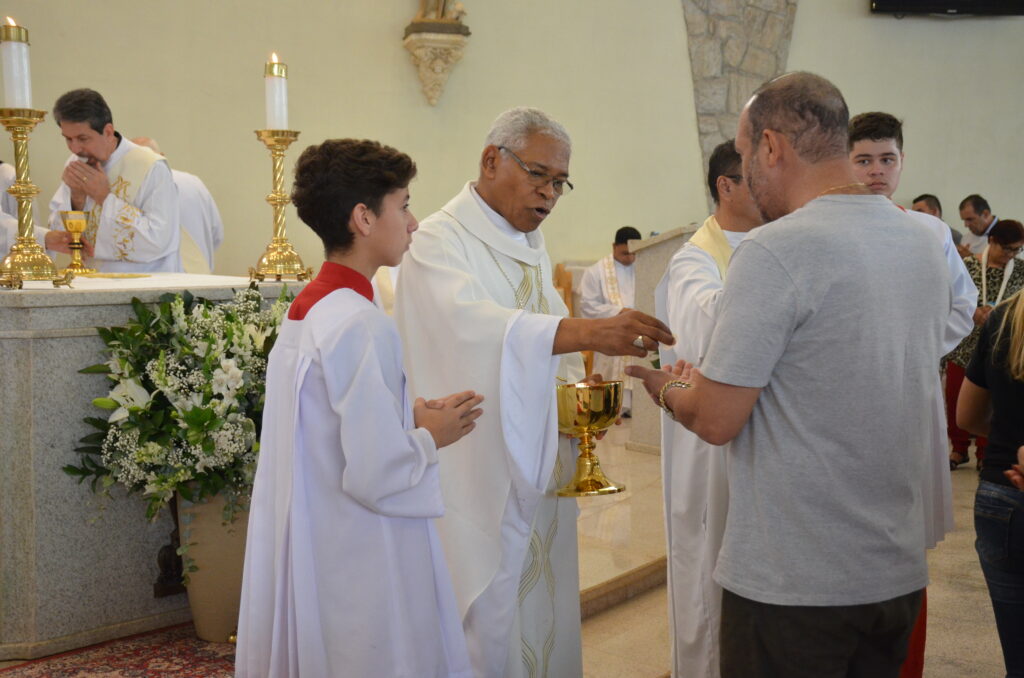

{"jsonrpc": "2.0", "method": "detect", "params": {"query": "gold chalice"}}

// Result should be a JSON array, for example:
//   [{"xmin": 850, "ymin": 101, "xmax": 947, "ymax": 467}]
[
  {"xmin": 556, "ymin": 380, "xmax": 625, "ymax": 497},
  {"xmin": 59, "ymin": 210, "xmax": 95, "ymax": 274}
]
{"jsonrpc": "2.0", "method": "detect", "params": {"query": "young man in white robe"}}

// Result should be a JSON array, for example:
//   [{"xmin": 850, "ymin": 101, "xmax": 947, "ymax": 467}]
[
  {"xmin": 46, "ymin": 89, "xmax": 181, "ymax": 272},
  {"xmin": 655, "ymin": 139, "xmax": 762, "ymax": 678},
  {"xmin": 848, "ymin": 111, "xmax": 977, "ymax": 678},
  {"xmin": 132, "ymin": 137, "xmax": 224, "ymax": 274},
  {"xmin": 236, "ymin": 138, "xmax": 483, "ymax": 678},
  {"xmin": 578, "ymin": 225, "xmax": 642, "ymax": 413},
  {"xmin": 394, "ymin": 107, "xmax": 675, "ymax": 678}
]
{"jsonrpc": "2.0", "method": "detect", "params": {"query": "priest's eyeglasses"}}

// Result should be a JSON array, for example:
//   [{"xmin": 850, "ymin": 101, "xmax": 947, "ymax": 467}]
[{"xmin": 499, "ymin": 146, "xmax": 574, "ymax": 195}]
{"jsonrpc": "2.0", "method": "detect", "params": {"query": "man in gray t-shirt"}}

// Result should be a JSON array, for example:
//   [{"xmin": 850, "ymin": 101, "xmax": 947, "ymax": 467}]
[{"xmin": 630, "ymin": 73, "xmax": 950, "ymax": 678}]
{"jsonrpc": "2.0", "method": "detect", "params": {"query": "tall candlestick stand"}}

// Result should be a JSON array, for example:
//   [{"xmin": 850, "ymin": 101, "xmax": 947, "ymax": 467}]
[
  {"xmin": 249, "ymin": 129, "xmax": 312, "ymax": 281},
  {"xmin": 0, "ymin": 108, "xmax": 72, "ymax": 288}
]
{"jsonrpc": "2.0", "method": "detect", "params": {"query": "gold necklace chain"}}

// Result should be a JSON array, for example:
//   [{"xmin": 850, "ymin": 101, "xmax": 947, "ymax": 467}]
[
  {"xmin": 814, "ymin": 182, "xmax": 869, "ymax": 200},
  {"xmin": 484, "ymin": 243, "xmax": 546, "ymax": 312}
]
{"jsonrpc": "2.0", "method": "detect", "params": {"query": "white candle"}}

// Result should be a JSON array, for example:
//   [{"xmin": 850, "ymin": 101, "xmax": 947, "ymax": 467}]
[
  {"xmin": 264, "ymin": 53, "xmax": 288, "ymax": 130},
  {"xmin": 0, "ymin": 17, "xmax": 31, "ymax": 109}
]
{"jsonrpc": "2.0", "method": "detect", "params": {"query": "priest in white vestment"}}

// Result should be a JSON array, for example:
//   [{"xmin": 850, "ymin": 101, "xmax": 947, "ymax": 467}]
[
  {"xmin": 237, "ymin": 139, "xmax": 482, "ymax": 678},
  {"xmin": 655, "ymin": 139, "xmax": 763, "ymax": 678},
  {"xmin": 394, "ymin": 108, "xmax": 674, "ymax": 678},
  {"xmin": 578, "ymin": 225, "xmax": 641, "ymax": 412},
  {"xmin": 46, "ymin": 89, "xmax": 181, "ymax": 273},
  {"xmin": 131, "ymin": 138, "xmax": 224, "ymax": 274}
]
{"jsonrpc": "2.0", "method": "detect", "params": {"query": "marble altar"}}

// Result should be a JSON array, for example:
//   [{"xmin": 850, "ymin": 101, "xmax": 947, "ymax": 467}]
[{"xmin": 0, "ymin": 274, "xmax": 301, "ymax": 660}]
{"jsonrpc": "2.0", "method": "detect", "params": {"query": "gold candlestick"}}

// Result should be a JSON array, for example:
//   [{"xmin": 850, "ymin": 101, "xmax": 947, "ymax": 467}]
[
  {"xmin": 0, "ymin": 108, "xmax": 72, "ymax": 288},
  {"xmin": 58, "ymin": 210, "xmax": 95, "ymax": 274},
  {"xmin": 249, "ymin": 129, "xmax": 312, "ymax": 281}
]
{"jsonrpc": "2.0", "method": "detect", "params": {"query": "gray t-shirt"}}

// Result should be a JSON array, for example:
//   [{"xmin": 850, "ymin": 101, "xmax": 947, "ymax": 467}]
[{"xmin": 702, "ymin": 194, "xmax": 949, "ymax": 607}]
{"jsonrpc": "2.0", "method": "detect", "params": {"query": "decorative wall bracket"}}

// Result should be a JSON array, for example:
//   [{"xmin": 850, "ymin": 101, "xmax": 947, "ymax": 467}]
[{"xmin": 403, "ymin": 1, "xmax": 470, "ymax": 106}]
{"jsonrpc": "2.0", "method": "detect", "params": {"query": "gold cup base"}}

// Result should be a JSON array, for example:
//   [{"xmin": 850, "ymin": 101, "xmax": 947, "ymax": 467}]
[
  {"xmin": 557, "ymin": 452, "xmax": 626, "ymax": 497},
  {"xmin": 249, "ymin": 238, "xmax": 313, "ymax": 282},
  {"xmin": 61, "ymin": 263, "xmax": 96, "ymax": 275},
  {"xmin": 0, "ymin": 239, "xmax": 73, "ymax": 288}
]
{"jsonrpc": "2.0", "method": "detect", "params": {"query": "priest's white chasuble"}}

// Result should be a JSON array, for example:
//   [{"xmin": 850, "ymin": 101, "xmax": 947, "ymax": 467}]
[
  {"xmin": 48, "ymin": 136, "xmax": 181, "ymax": 272},
  {"xmin": 236, "ymin": 268, "xmax": 471, "ymax": 678},
  {"xmin": 395, "ymin": 183, "xmax": 584, "ymax": 678},
  {"xmin": 172, "ymin": 168, "xmax": 223, "ymax": 274},
  {"xmin": 655, "ymin": 217, "xmax": 746, "ymax": 678}
]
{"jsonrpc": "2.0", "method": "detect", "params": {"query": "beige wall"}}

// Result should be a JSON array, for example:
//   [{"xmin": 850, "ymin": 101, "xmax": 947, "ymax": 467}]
[
  {"xmin": 5, "ymin": 1, "xmax": 706, "ymax": 274},
  {"xmin": 788, "ymin": 0, "xmax": 1024, "ymax": 232}
]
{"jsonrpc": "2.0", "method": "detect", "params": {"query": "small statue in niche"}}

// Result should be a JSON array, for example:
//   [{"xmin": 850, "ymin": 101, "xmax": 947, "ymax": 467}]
[
  {"xmin": 407, "ymin": 0, "xmax": 469, "ymax": 36},
  {"xmin": 415, "ymin": 0, "xmax": 467, "ymax": 24},
  {"xmin": 415, "ymin": 0, "xmax": 445, "ymax": 21}
]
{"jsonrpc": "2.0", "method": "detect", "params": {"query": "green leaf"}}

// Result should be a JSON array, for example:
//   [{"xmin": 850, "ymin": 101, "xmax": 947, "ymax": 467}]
[
  {"xmin": 79, "ymin": 363, "xmax": 112, "ymax": 374},
  {"xmin": 79, "ymin": 431, "xmax": 107, "ymax": 445},
  {"xmin": 83, "ymin": 416, "xmax": 110, "ymax": 430}
]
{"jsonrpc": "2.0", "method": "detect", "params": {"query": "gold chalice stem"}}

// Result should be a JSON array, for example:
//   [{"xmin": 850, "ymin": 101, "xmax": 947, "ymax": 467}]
[
  {"xmin": 557, "ymin": 430, "xmax": 624, "ymax": 497},
  {"xmin": 59, "ymin": 211, "xmax": 95, "ymax": 274}
]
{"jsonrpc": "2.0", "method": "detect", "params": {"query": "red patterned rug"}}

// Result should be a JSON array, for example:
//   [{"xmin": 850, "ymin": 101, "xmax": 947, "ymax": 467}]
[{"xmin": 0, "ymin": 624, "xmax": 234, "ymax": 677}]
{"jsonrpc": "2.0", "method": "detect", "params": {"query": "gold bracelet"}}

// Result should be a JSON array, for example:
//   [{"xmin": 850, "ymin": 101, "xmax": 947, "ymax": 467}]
[{"xmin": 657, "ymin": 379, "xmax": 692, "ymax": 420}]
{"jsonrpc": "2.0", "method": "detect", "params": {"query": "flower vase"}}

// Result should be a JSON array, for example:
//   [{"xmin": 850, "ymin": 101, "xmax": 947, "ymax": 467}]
[{"xmin": 176, "ymin": 492, "xmax": 248, "ymax": 643}]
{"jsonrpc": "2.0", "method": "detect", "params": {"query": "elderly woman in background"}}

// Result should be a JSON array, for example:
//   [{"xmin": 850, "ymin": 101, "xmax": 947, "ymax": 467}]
[
  {"xmin": 957, "ymin": 286, "xmax": 1024, "ymax": 678},
  {"xmin": 947, "ymin": 219, "xmax": 1024, "ymax": 470}
]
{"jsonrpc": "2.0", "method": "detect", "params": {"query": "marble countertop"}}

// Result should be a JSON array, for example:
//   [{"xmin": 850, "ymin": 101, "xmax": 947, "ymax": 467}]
[{"xmin": 0, "ymin": 273, "xmax": 304, "ymax": 308}]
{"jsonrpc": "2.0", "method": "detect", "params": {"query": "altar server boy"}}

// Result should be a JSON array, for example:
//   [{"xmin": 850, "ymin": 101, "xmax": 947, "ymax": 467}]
[{"xmin": 236, "ymin": 138, "xmax": 482, "ymax": 678}]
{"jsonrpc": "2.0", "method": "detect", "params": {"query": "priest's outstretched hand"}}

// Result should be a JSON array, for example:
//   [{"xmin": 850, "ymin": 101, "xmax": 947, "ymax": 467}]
[
  {"xmin": 554, "ymin": 309, "xmax": 674, "ymax": 357},
  {"xmin": 415, "ymin": 390, "xmax": 485, "ymax": 448}
]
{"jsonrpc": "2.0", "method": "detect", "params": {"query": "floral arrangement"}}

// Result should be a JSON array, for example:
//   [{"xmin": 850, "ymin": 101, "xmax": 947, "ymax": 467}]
[{"xmin": 65, "ymin": 285, "xmax": 291, "ymax": 523}]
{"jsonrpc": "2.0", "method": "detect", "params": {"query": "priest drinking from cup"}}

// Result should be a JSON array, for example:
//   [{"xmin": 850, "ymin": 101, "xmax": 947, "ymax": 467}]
[
  {"xmin": 394, "ymin": 106, "xmax": 674, "ymax": 678},
  {"xmin": 47, "ymin": 89, "xmax": 180, "ymax": 272}
]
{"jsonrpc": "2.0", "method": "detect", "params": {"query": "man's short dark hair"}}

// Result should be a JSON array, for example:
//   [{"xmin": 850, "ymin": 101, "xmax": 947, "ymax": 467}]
[
  {"xmin": 960, "ymin": 194, "xmax": 991, "ymax": 215},
  {"xmin": 291, "ymin": 139, "xmax": 417, "ymax": 256},
  {"xmin": 614, "ymin": 226, "xmax": 641, "ymax": 245},
  {"xmin": 53, "ymin": 89, "xmax": 113, "ymax": 134},
  {"xmin": 912, "ymin": 193, "xmax": 942, "ymax": 215},
  {"xmin": 746, "ymin": 72, "xmax": 849, "ymax": 163},
  {"xmin": 707, "ymin": 139, "xmax": 742, "ymax": 205},
  {"xmin": 849, "ymin": 112, "xmax": 903, "ymax": 151}
]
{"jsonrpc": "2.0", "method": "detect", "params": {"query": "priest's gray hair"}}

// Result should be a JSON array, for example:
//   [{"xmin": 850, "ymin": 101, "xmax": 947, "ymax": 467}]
[{"xmin": 484, "ymin": 107, "xmax": 572, "ymax": 152}]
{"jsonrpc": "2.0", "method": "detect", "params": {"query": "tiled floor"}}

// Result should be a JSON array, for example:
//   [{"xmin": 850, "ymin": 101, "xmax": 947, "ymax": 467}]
[
  {"xmin": 577, "ymin": 433, "xmax": 1010, "ymax": 678},
  {"xmin": 1, "ymin": 429, "xmax": 1011, "ymax": 677},
  {"xmin": 576, "ymin": 421, "xmax": 666, "ymax": 591}
]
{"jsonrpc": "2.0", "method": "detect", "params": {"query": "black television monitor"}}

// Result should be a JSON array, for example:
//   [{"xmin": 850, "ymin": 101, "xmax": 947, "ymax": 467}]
[{"xmin": 871, "ymin": 0, "xmax": 1024, "ymax": 14}]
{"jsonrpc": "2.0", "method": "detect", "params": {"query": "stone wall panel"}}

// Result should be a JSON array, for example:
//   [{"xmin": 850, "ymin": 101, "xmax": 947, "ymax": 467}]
[{"xmin": 681, "ymin": 0, "xmax": 798, "ymax": 208}]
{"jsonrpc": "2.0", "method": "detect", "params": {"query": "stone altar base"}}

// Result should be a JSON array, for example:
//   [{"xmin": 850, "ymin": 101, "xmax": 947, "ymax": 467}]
[{"xmin": 0, "ymin": 274, "xmax": 298, "ymax": 660}]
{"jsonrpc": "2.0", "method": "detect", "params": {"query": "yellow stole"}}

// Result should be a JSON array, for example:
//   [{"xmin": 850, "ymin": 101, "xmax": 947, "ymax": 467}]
[
  {"xmin": 688, "ymin": 214, "xmax": 735, "ymax": 281},
  {"xmin": 84, "ymin": 145, "xmax": 160, "ymax": 262},
  {"xmin": 374, "ymin": 267, "xmax": 396, "ymax": 315}
]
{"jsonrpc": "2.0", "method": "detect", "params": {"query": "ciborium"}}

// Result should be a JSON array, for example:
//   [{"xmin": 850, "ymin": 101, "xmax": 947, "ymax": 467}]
[
  {"xmin": 556, "ymin": 380, "xmax": 625, "ymax": 497},
  {"xmin": 59, "ymin": 210, "xmax": 95, "ymax": 274}
]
